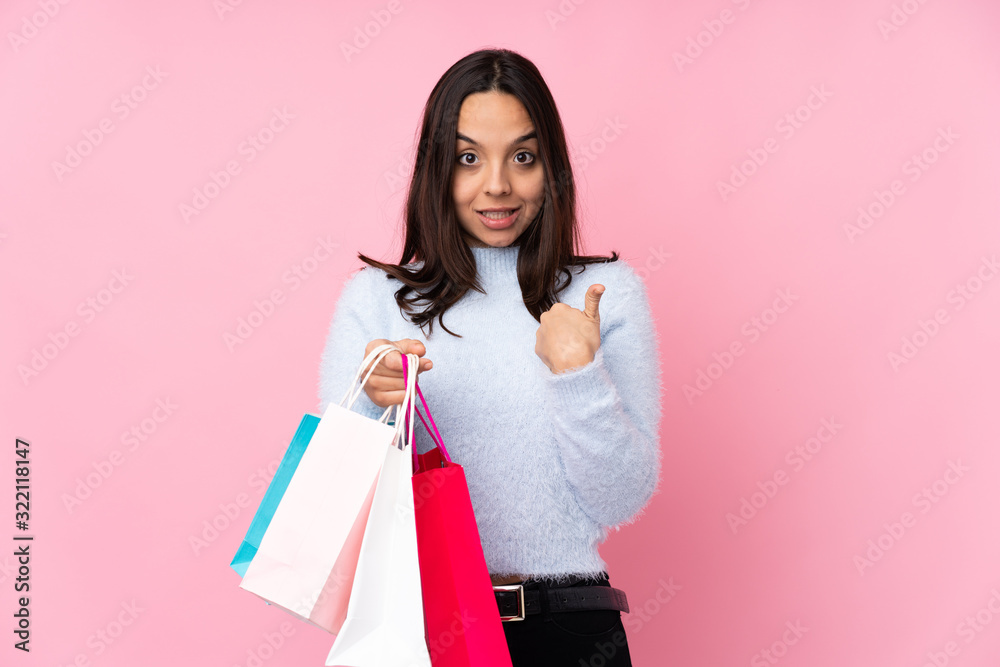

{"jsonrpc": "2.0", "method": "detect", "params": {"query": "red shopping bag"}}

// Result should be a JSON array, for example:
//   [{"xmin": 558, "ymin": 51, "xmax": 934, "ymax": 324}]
[{"xmin": 400, "ymin": 356, "xmax": 513, "ymax": 667}]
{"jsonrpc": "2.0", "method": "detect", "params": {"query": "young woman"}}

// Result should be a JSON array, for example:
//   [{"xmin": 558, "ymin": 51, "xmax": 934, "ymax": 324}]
[{"xmin": 318, "ymin": 48, "xmax": 662, "ymax": 666}]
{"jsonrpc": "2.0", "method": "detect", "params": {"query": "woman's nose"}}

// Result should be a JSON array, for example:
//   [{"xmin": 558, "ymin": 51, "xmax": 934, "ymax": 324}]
[{"xmin": 482, "ymin": 163, "xmax": 511, "ymax": 196}]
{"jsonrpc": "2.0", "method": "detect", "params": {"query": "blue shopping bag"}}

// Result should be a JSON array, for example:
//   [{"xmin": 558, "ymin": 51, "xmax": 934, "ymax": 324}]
[{"xmin": 230, "ymin": 413, "xmax": 321, "ymax": 577}]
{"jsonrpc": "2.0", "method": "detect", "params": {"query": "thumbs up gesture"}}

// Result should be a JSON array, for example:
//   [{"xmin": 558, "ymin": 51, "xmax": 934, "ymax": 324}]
[{"xmin": 535, "ymin": 284, "xmax": 605, "ymax": 374}]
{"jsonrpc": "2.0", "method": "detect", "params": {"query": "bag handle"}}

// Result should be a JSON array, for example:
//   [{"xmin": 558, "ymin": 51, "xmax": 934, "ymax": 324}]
[
  {"xmin": 389, "ymin": 352, "xmax": 420, "ymax": 451},
  {"xmin": 400, "ymin": 353, "xmax": 445, "ymax": 454},
  {"xmin": 400, "ymin": 354, "xmax": 451, "ymax": 469},
  {"xmin": 338, "ymin": 343, "xmax": 402, "ymax": 419}
]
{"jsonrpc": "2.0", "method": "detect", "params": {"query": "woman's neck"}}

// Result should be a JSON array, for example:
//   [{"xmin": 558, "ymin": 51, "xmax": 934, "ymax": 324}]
[{"xmin": 469, "ymin": 243, "xmax": 520, "ymax": 284}]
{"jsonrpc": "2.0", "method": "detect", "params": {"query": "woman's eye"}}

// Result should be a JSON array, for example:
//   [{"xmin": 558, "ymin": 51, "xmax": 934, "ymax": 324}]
[
  {"xmin": 514, "ymin": 151, "xmax": 535, "ymax": 165},
  {"xmin": 457, "ymin": 152, "xmax": 478, "ymax": 166}
]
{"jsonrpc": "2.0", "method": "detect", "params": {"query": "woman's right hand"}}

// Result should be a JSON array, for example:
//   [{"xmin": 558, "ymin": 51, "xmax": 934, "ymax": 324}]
[{"xmin": 362, "ymin": 339, "xmax": 433, "ymax": 408}]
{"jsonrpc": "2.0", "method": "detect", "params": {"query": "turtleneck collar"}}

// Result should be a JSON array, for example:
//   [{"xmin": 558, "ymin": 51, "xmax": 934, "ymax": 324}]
[{"xmin": 469, "ymin": 243, "xmax": 520, "ymax": 284}]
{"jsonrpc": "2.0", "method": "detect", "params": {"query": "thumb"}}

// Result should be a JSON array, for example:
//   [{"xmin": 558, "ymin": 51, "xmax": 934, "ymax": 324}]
[
  {"xmin": 583, "ymin": 284, "xmax": 604, "ymax": 321},
  {"xmin": 394, "ymin": 338, "xmax": 425, "ymax": 355},
  {"xmin": 396, "ymin": 339, "xmax": 430, "ymax": 371}
]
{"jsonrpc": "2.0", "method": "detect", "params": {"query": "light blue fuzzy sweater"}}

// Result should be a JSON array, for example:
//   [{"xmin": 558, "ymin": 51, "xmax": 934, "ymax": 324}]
[{"xmin": 317, "ymin": 244, "xmax": 663, "ymax": 581}]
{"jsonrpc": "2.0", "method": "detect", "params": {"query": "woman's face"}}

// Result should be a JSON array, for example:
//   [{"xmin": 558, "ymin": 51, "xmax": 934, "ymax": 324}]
[{"xmin": 451, "ymin": 91, "xmax": 545, "ymax": 248}]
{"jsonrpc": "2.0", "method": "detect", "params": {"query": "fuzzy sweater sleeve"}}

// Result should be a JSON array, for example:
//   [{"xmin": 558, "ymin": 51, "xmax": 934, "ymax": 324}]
[
  {"xmin": 317, "ymin": 267, "xmax": 393, "ymax": 421},
  {"xmin": 537, "ymin": 262, "xmax": 664, "ymax": 530}
]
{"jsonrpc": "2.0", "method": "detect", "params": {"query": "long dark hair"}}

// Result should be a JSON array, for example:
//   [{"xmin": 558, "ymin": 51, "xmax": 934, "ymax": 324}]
[{"xmin": 358, "ymin": 48, "xmax": 619, "ymax": 338}]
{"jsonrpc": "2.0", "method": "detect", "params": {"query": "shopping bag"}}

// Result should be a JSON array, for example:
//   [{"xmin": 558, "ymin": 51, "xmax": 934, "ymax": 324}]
[
  {"xmin": 326, "ymin": 353, "xmax": 432, "ymax": 667},
  {"xmin": 230, "ymin": 413, "xmax": 320, "ymax": 577},
  {"xmin": 404, "ymin": 356, "xmax": 514, "ymax": 667},
  {"xmin": 239, "ymin": 343, "xmax": 404, "ymax": 634}
]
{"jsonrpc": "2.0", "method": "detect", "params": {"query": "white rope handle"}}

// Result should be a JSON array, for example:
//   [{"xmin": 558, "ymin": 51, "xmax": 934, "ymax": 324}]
[
  {"xmin": 338, "ymin": 343, "xmax": 401, "ymax": 412},
  {"xmin": 390, "ymin": 353, "xmax": 420, "ymax": 459}
]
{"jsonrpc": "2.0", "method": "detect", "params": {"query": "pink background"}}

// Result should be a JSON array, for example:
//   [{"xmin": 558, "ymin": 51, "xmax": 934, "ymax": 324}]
[{"xmin": 3, "ymin": 0, "xmax": 999, "ymax": 665}]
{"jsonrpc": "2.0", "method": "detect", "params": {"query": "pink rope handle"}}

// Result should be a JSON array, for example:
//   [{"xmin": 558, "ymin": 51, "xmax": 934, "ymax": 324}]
[{"xmin": 400, "ymin": 354, "xmax": 451, "ymax": 468}]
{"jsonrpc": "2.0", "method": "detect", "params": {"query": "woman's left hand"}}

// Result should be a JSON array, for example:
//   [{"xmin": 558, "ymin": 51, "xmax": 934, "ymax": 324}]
[{"xmin": 535, "ymin": 284, "xmax": 604, "ymax": 373}]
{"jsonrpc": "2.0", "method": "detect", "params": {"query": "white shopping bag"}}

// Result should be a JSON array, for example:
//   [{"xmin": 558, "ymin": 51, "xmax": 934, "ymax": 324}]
[
  {"xmin": 327, "ymin": 353, "xmax": 432, "ymax": 667},
  {"xmin": 240, "ymin": 344, "xmax": 404, "ymax": 634}
]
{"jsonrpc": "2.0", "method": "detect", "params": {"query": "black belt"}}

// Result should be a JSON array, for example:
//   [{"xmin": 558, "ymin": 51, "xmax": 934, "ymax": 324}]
[{"xmin": 494, "ymin": 580, "xmax": 630, "ymax": 622}]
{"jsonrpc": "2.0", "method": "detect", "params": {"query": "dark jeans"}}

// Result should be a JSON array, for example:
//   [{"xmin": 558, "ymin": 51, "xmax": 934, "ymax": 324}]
[{"xmin": 501, "ymin": 572, "xmax": 633, "ymax": 666}]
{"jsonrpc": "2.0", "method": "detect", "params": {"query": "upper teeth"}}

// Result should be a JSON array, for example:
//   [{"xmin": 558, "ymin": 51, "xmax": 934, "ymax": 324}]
[{"xmin": 481, "ymin": 210, "xmax": 514, "ymax": 219}]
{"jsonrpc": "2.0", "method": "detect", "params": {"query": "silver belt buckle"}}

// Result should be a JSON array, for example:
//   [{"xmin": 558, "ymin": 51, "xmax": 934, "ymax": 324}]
[{"xmin": 493, "ymin": 584, "xmax": 525, "ymax": 622}]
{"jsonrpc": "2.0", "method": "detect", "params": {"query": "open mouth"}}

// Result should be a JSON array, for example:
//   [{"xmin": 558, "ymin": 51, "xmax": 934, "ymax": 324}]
[{"xmin": 476, "ymin": 207, "xmax": 520, "ymax": 229}]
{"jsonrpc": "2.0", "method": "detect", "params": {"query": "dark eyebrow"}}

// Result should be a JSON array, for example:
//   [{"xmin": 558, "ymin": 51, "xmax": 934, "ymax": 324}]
[{"xmin": 456, "ymin": 131, "xmax": 537, "ymax": 148}]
